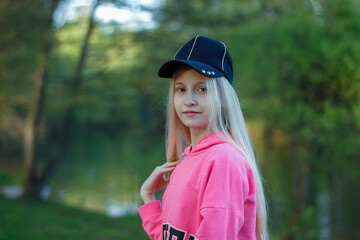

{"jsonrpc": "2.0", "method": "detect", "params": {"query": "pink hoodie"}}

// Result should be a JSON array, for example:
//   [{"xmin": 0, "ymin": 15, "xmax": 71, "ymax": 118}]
[{"xmin": 138, "ymin": 132, "xmax": 257, "ymax": 240}]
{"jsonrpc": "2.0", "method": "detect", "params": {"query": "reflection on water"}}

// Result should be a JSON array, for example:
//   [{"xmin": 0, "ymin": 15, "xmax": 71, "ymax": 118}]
[
  {"xmin": 105, "ymin": 199, "xmax": 138, "ymax": 217},
  {"xmin": 317, "ymin": 191, "xmax": 331, "ymax": 240},
  {"xmin": 47, "ymin": 129, "xmax": 165, "ymax": 216},
  {"xmin": 0, "ymin": 185, "xmax": 50, "ymax": 200},
  {"xmin": 0, "ymin": 185, "xmax": 23, "ymax": 199},
  {"xmin": 0, "ymin": 185, "xmax": 140, "ymax": 217}
]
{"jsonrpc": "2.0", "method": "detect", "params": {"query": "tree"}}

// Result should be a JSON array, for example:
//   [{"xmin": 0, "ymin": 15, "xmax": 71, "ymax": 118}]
[
  {"xmin": 0, "ymin": 0, "xmax": 61, "ymax": 186},
  {"xmin": 22, "ymin": 0, "xmax": 101, "ymax": 199},
  {"xmin": 22, "ymin": 0, "xmax": 61, "ymax": 199}
]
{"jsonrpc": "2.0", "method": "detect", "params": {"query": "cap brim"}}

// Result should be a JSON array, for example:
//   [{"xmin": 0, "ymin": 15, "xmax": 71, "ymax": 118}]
[{"xmin": 158, "ymin": 60, "xmax": 225, "ymax": 79}]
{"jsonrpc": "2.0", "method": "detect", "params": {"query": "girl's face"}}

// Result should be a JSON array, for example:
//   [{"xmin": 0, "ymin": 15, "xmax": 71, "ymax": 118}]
[{"xmin": 174, "ymin": 68, "xmax": 210, "ymax": 132}]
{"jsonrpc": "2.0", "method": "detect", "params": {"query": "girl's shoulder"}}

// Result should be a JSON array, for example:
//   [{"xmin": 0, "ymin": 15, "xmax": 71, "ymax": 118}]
[
  {"xmin": 208, "ymin": 141, "xmax": 245, "ymax": 158},
  {"xmin": 204, "ymin": 142, "xmax": 249, "ymax": 170},
  {"xmin": 199, "ymin": 142, "xmax": 254, "ymax": 195}
]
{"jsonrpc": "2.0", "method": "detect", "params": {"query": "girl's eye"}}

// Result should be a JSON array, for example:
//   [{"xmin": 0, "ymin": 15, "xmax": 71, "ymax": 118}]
[
  {"xmin": 176, "ymin": 88, "xmax": 185, "ymax": 93},
  {"xmin": 198, "ymin": 87, "xmax": 207, "ymax": 93}
]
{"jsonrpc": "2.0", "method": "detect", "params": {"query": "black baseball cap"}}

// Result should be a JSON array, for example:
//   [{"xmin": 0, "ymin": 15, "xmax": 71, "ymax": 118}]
[{"xmin": 158, "ymin": 36, "xmax": 234, "ymax": 84}]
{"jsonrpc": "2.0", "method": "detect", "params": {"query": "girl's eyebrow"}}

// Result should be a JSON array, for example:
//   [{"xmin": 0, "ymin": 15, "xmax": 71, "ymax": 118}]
[{"xmin": 175, "ymin": 80, "xmax": 207, "ymax": 86}]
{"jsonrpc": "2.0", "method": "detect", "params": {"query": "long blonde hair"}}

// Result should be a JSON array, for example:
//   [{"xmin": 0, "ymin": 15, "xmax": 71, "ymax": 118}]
[{"xmin": 165, "ymin": 68, "xmax": 268, "ymax": 240}]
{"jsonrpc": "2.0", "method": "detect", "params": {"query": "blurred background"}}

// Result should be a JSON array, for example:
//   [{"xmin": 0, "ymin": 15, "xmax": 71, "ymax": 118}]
[{"xmin": 0, "ymin": 0, "xmax": 359, "ymax": 239}]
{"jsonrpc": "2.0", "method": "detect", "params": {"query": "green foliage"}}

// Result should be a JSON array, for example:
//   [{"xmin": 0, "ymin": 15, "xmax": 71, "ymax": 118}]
[
  {"xmin": 228, "ymin": 2, "xmax": 360, "ymax": 238},
  {"xmin": 0, "ymin": 0, "xmax": 58, "ymax": 177},
  {"xmin": 0, "ymin": 1, "xmax": 52, "ymax": 102}
]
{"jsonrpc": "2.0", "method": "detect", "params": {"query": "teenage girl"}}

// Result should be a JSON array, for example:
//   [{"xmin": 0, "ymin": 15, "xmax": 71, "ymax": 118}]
[{"xmin": 139, "ymin": 36, "xmax": 268, "ymax": 240}]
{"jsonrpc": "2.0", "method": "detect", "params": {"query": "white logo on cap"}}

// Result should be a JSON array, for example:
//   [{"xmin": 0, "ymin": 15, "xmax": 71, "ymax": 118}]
[{"xmin": 202, "ymin": 70, "xmax": 206, "ymax": 73}]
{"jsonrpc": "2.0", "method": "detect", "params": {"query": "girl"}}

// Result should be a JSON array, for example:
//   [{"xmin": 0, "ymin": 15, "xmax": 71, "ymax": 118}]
[{"xmin": 139, "ymin": 36, "xmax": 268, "ymax": 240}]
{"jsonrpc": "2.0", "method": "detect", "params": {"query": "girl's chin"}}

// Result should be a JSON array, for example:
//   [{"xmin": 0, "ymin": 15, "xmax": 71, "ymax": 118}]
[{"xmin": 184, "ymin": 124, "xmax": 209, "ymax": 131}]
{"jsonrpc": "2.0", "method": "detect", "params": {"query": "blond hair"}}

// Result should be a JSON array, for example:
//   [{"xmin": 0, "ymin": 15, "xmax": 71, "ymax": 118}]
[{"xmin": 165, "ymin": 68, "xmax": 268, "ymax": 240}]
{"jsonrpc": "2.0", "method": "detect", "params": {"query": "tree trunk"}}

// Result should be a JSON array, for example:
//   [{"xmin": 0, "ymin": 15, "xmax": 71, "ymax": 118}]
[
  {"xmin": 282, "ymin": 137, "xmax": 312, "ymax": 239},
  {"xmin": 22, "ymin": 0, "xmax": 59, "ymax": 199},
  {"xmin": 24, "ymin": 0, "xmax": 101, "ymax": 199}
]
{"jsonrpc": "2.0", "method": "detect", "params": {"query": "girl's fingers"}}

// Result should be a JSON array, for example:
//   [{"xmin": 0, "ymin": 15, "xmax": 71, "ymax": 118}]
[
  {"xmin": 159, "ymin": 166, "xmax": 175, "ymax": 174},
  {"xmin": 154, "ymin": 166, "xmax": 175, "ymax": 178},
  {"xmin": 156, "ymin": 161, "xmax": 180, "ymax": 175},
  {"xmin": 140, "ymin": 161, "xmax": 181, "ymax": 202},
  {"xmin": 161, "ymin": 160, "xmax": 181, "ymax": 168},
  {"xmin": 145, "ymin": 160, "xmax": 181, "ymax": 185}
]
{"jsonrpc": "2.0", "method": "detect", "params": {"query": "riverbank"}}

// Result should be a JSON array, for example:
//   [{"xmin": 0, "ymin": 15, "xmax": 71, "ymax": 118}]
[{"xmin": 0, "ymin": 196, "xmax": 148, "ymax": 240}]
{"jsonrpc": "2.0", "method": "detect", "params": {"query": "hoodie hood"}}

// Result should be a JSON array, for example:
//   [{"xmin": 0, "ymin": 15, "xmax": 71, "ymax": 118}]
[{"xmin": 184, "ymin": 132, "xmax": 227, "ymax": 156}]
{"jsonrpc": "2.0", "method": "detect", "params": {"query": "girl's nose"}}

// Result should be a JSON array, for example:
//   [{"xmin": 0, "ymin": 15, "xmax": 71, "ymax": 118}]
[{"xmin": 184, "ymin": 91, "xmax": 197, "ymax": 106}]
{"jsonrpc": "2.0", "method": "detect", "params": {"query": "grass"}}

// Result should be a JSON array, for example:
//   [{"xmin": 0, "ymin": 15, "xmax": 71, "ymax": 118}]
[{"xmin": 0, "ymin": 196, "xmax": 149, "ymax": 240}]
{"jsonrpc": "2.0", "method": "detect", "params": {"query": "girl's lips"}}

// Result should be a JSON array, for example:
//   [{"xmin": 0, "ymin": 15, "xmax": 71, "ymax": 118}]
[{"xmin": 183, "ymin": 111, "xmax": 200, "ymax": 117}]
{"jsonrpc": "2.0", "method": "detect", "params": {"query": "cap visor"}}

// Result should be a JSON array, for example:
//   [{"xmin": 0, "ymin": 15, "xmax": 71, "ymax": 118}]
[{"xmin": 158, "ymin": 60, "xmax": 224, "ymax": 79}]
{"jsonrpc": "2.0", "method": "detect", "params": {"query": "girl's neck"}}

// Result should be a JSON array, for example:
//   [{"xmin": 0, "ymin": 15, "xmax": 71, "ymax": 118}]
[{"xmin": 190, "ymin": 128, "xmax": 210, "ymax": 148}]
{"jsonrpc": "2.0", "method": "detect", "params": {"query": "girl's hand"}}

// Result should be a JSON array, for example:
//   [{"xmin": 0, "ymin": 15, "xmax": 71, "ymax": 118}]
[{"xmin": 140, "ymin": 160, "xmax": 181, "ymax": 204}]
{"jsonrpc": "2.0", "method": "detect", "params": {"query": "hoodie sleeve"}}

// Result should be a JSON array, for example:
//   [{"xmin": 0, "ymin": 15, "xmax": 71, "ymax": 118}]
[
  {"xmin": 194, "ymin": 149, "xmax": 254, "ymax": 239},
  {"xmin": 138, "ymin": 200, "xmax": 163, "ymax": 240}
]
